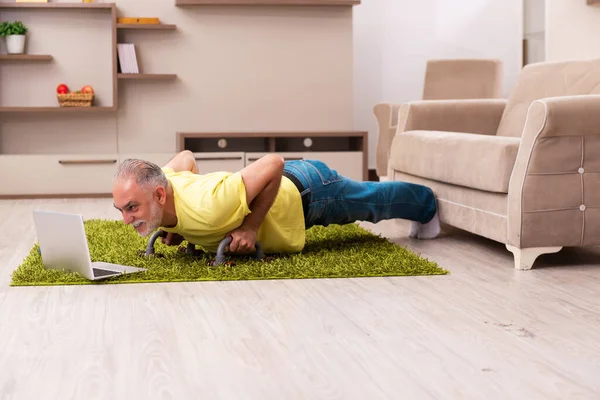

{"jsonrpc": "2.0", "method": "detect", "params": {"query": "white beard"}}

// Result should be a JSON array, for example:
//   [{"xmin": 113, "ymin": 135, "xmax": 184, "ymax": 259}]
[{"xmin": 133, "ymin": 200, "xmax": 163, "ymax": 237}]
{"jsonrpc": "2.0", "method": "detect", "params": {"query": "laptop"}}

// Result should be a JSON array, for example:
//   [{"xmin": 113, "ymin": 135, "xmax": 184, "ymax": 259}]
[{"xmin": 33, "ymin": 210, "xmax": 147, "ymax": 281}]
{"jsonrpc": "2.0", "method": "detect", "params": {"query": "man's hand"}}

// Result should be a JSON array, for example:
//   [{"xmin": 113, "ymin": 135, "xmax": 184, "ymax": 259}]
[
  {"xmin": 226, "ymin": 226, "xmax": 258, "ymax": 254},
  {"xmin": 161, "ymin": 232, "xmax": 184, "ymax": 246},
  {"xmin": 234, "ymin": 154, "xmax": 285, "ymax": 242}
]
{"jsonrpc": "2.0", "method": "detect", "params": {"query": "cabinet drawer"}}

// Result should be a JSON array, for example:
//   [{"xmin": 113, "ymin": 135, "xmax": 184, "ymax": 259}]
[
  {"xmin": 193, "ymin": 152, "xmax": 245, "ymax": 174},
  {"xmin": 245, "ymin": 152, "xmax": 364, "ymax": 181},
  {"xmin": 0, "ymin": 154, "xmax": 119, "ymax": 196},
  {"xmin": 245, "ymin": 152, "xmax": 305, "ymax": 164}
]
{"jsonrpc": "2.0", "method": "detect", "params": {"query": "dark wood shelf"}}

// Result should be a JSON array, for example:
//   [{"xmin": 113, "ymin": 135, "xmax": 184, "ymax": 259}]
[
  {"xmin": 0, "ymin": 54, "xmax": 53, "ymax": 61},
  {"xmin": 118, "ymin": 73, "xmax": 177, "ymax": 80},
  {"xmin": 0, "ymin": 106, "xmax": 116, "ymax": 113},
  {"xmin": 587, "ymin": 0, "xmax": 600, "ymax": 4},
  {"xmin": 117, "ymin": 23, "xmax": 176, "ymax": 30},
  {"xmin": 0, "ymin": 2, "xmax": 115, "ymax": 9},
  {"xmin": 175, "ymin": 0, "xmax": 359, "ymax": 5}
]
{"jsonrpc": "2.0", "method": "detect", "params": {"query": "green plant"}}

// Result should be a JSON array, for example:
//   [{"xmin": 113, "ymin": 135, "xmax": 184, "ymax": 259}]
[{"xmin": 0, "ymin": 21, "xmax": 28, "ymax": 37}]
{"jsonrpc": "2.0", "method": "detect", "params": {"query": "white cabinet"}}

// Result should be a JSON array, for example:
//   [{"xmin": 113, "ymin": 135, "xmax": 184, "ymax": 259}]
[
  {"xmin": 245, "ymin": 151, "xmax": 363, "ymax": 181},
  {"xmin": 178, "ymin": 131, "xmax": 368, "ymax": 181},
  {"xmin": 0, "ymin": 154, "xmax": 119, "ymax": 196},
  {"xmin": 193, "ymin": 152, "xmax": 245, "ymax": 174}
]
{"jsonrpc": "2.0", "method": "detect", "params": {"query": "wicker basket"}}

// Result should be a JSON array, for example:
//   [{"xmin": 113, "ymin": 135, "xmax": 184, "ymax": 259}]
[{"xmin": 57, "ymin": 93, "xmax": 94, "ymax": 107}]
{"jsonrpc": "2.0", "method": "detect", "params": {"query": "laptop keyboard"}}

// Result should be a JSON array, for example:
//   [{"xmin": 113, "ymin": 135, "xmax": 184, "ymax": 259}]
[{"xmin": 93, "ymin": 268, "xmax": 119, "ymax": 278}]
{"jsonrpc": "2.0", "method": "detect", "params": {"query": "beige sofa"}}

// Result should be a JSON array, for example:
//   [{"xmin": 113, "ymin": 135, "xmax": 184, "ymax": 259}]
[
  {"xmin": 375, "ymin": 58, "xmax": 504, "ymax": 179},
  {"xmin": 374, "ymin": 58, "xmax": 600, "ymax": 270}
]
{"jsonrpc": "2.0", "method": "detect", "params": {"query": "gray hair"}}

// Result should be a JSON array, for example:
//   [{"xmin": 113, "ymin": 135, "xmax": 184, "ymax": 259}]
[{"xmin": 113, "ymin": 159, "xmax": 168, "ymax": 189}]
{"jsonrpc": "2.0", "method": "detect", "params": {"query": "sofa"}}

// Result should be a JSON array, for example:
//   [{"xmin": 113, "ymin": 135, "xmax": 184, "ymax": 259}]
[
  {"xmin": 374, "ymin": 58, "xmax": 504, "ymax": 179},
  {"xmin": 374, "ymin": 58, "xmax": 600, "ymax": 270}
]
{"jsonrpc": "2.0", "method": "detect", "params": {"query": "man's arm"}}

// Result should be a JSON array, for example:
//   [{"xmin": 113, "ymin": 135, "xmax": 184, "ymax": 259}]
[
  {"xmin": 228, "ymin": 154, "xmax": 285, "ymax": 253},
  {"xmin": 160, "ymin": 150, "xmax": 197, "ymax": 246},
  {"xmin": 163, "ymin": 150, "xmax": 198, "ymax": 174}
]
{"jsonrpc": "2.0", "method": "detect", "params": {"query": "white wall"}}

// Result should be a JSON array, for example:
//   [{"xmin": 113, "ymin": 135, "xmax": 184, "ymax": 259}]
[
  {"xmin": 354, "ymin": 0, "xmax": 524, "ymax": 171},
  {"xmin": 524, "ymin": 0, "xmax": 545, "ymax": 64},
  {"xmin": 546, "ymin": 0, "xmax": 600, "ymax": 61}
]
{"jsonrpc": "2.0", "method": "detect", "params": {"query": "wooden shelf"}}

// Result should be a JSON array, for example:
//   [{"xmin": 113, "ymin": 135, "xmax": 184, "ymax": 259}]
[
  {"xmin": 0, "ymin": 107, "xmax": 116, "ymax": 113},
  {"xmin": 0, "ymin": 2, "xmax": 115, "ymax": 9},
  {"xmin": 118, "ymin": 73, "xmax": 177, "ymax": 80},
  {"xmin": 0, "ymin": 55, "xmax": 53, "ymax": 61},
  {"xmin": 175, "ymin": 0, "xmax": 359, "ymax": 5},
  {"xmin": 587, "ymin": 0, "xmax": 600, "ymax": 4},
  {"xmin": 117, "ymin": 23, "xmax": 176, "ymax": 30}
]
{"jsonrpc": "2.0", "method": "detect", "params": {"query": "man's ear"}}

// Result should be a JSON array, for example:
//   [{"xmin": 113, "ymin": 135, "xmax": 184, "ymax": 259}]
[{"xmin": 154, "ymin": 186, "xmax": 167, "ymax": 204}]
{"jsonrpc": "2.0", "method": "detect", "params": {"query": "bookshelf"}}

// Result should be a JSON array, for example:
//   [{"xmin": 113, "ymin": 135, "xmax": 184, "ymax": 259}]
[
  {"xmin": 0, "ymin": 2, "xmax": 117, "ymax": 112},
  {"xmin": 116, "ymin": 21, "xmax": 177, "ymax": 82}
]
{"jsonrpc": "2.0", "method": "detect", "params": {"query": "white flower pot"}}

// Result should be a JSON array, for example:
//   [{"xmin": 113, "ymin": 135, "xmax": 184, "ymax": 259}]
[{"xmin": 6, "ymin": 35, "xmax": 25, "ymax": 55}]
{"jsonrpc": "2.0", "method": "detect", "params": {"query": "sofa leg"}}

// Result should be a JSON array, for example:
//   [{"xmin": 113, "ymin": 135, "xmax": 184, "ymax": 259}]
[{"xmin": 505, "ymin": 245, "xmax": 563, "ymax": 270}]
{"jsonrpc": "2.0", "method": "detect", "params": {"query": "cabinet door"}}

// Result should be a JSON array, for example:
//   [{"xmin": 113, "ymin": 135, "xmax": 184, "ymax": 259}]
[
  {"xmin": 194, "ymin": 152, "xmax": 245, "ymax": 174},
  {"xmin": 245, "ymin": 152, "xmax": 363, "ymax": 181},
  {"xmin": 0, "ymin": 154, "xmax": 119, "ymax": 196},
  {"xmin": 119, "ymin": 152, "xmax": 245, "ymax": 175}
]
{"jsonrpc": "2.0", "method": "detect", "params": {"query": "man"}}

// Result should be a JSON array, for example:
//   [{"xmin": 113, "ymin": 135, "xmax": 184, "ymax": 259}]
[{"xmin": 112, "ymin": 150, "xmax": 440, "ymax": 255}]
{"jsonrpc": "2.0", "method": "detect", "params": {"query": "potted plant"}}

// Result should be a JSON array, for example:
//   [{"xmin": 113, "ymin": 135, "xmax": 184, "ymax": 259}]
[{"xmin": 0, "ymin": 21, "xmax": 28, "ymax": 55}]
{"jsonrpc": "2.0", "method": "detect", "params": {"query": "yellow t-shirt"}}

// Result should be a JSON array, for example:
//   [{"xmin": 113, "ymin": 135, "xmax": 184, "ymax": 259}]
[{"xmin": 159, "ymin": 167, "xmax": 306, "ymax": 254}]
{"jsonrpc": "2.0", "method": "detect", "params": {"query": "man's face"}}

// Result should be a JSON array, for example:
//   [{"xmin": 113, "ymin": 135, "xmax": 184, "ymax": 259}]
[{"xmin": 112, "ymin": 178, "xmax": 165, "ymax": 237}]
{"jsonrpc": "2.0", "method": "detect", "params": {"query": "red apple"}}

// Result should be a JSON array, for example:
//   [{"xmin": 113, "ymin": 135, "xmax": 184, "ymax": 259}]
[
  {"xmin": 56, "ymin": 84, "xmax": 69, "ymax": 94},
  {"xmin": 81, "ymin": 85, "xmax": 94, "ymax": 94}
]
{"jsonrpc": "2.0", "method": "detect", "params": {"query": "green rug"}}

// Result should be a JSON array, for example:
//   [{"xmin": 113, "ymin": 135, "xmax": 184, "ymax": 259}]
[{"xmin": 10, "ymin": 219, "xmax": 448, "ymax": 286}]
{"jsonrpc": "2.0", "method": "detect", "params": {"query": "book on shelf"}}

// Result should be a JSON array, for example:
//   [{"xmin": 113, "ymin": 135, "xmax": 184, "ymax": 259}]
[{"xmin": 117, "ymin": 43, "xmax": 139, "ymax": 74}]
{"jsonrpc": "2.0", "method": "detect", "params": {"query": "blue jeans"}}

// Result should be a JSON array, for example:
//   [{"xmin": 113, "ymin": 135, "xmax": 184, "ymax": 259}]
[{"xmin": 282, "ymin": 160, "xmax": 437, "ymax": 229}]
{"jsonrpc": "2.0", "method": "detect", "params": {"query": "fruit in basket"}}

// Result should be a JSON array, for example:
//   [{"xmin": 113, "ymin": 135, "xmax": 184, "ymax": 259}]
[
  {"xmin": 81, "ymin": 85, "xmax": 94, "ymax": 94},
  {"xmin": 56, "ymin": 84, "xmax": 69, "ymax": 94}
]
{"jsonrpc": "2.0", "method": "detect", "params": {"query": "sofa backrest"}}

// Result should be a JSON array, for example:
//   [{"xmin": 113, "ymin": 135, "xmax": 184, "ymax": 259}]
[
  {"xmin": 422, "ymin": 58, "xmax": 503, "ymax": 100},
  {"xmin": 496, "ymin": 58, "xmax": 600, "ymax": 137}
]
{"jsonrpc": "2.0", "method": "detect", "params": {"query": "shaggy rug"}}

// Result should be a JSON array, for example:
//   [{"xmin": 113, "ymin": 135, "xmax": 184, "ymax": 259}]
[{"xmin": 10, "ymin": 219, "xmax": 448, "ymax": 286}]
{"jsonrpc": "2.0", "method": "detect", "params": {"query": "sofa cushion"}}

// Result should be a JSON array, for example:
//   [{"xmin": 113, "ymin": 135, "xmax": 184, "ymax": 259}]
[{"xmin": 389, "ymin": 131, "xmax": 521, "ymax": 193}]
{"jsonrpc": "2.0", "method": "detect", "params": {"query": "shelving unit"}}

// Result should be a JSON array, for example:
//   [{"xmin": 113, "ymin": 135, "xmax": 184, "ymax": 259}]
[
  {"xmin": 116, "ymin": 20, "xmax": 177, "ymax": 83},
  {"xmin": 588, "ymin": 0, "xmax": 600, "ymax": 4},
  {"xmin": 0, "ymin": 55, "xmax": 53, "ymax": 61},
  {"xmin": 0, "ymin": 1, "xmax": 359, "ymax": 197},
  {"xmin": 0, "ymin": 2, "xmax": 117, "ymax": 112},
  {"xmin": 177, "ymin": 131, "xmax": 368, "ymax": 181}
]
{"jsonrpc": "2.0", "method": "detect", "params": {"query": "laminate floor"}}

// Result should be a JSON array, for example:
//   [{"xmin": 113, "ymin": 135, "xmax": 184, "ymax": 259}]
[{"xmin": 1, "ymin": 198, "xmax": 599, "ymax": 399}]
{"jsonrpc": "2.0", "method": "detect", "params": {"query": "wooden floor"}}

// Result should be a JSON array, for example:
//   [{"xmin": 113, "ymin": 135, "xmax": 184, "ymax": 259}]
[{"xmin": 1, "ymin": 198, "xmax": 600, "ymax": 399}]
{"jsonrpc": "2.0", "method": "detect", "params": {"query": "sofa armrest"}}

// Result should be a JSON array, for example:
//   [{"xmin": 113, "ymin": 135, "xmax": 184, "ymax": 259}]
[
  {"xmin": 508, "ymin": 95, "xmax": 600, "ymax": 248},
  {"xmin": 374, "ymin": 99, "xmax": 507, "ymax": 177}
]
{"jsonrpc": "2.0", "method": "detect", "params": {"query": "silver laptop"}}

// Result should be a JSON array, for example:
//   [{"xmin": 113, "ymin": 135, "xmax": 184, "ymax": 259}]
[{"xmin": 33, "ymin": 210, "xmax": 147, "ymax": 281}]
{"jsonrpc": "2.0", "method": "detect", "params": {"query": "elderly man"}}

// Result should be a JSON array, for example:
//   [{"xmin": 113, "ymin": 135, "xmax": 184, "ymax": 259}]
[{"xmin": 112, "ymin": 150, "xmax": 440, "ymax": 255}]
